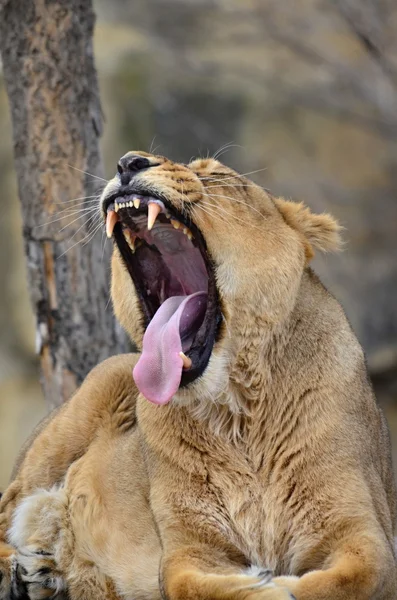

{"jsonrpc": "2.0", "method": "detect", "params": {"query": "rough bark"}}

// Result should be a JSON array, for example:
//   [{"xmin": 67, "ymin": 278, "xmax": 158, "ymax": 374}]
[{"xmin": 0, "ymin": 0, "xmax": 127, "ymax": 408}]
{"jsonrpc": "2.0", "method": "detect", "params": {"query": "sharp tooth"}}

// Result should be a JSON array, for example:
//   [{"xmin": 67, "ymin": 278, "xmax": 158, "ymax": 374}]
[
  {"xmin": 147, "ymin": 202, "xmax": 161, "ymax": 231},
  {"xmin": 124, "ymin": 230, "xmax": 136, "ymax": 252},
  {"xmin": 165, "ymin": 211, "xmax": 171, "ymax": 219},
  {"xmin": 179, "ymin": 352, "xmax": 192, "ymax": 370},
  {"xmin": 133, "ymin": 198, "xmax": 140, "ymax": 209},
  {"xmin": 115, "ymin": 202, "xmax": 119, "ymax": 212},
  {"xmin": 171, "ymin": 219, "xmax": 180, "ymax": 229},
  {"xmin": 106, "ymin": 210, "xmax": 119, "ymax": 238},
  {"xmin": 182, "ymin": 226, "xmax": 193, "ymax": 240}
]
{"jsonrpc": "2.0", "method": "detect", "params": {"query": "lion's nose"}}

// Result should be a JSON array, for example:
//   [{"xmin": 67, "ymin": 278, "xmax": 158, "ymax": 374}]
[{"xmin": 117, "ymin": 154, "xmax": 153, "ymax": 185}]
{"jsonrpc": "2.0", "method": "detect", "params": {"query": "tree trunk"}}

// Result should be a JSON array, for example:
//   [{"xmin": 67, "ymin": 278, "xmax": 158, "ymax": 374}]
[{"xmin": 0, "ymin": 0, "xmax": 127, "ymax": 409}]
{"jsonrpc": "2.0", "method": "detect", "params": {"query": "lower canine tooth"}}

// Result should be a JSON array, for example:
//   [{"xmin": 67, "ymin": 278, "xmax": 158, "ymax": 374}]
[
  {"xmin": 124, "ymin": 231, "xmax": 136, "ymax": 252},
  {"xmin": 179, "ymin": 352, "xmax": 192, "ymax": 370}
]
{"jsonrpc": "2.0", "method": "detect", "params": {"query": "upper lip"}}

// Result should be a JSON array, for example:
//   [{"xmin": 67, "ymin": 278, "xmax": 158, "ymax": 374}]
[{"xmin": 102, "ymin": 185, "xmax": 192, "ymax": 227}]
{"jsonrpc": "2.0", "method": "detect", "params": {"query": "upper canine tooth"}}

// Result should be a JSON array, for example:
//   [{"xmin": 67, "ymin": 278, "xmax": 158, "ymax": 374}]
[
  {"xmin": 106, "ymin": 210, "xmax": 119, "ymax": 238},
  {"xmin": 115, "ymin": 202, "xmax": 120, "ymax": 212},
  {"xmin": 147, "ymin": 202, "xmax": 161, "ymax": 231},
  {"xmin": 133, "ymin": 198, "xmax": 141, "ymax": 209},
  {"xmin": 171, "ymin": 219, "xmax": 180, "ymax": 229}
]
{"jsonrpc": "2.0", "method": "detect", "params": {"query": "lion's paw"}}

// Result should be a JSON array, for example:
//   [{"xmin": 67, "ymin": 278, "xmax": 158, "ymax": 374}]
[
  {"xmin": 15, "ymin": 548, "xmax": 66, "ymax": 600},
  {"xmin": 230, "ymin": 566, "xmax": 297, "ymax": 599},
  {"xmin": 0, "ymin": 550, "xmax": 31, "ymax": 600},
  {"xmin": 7, "ymin": 489, "xmax": 69, "ymax": 600}
]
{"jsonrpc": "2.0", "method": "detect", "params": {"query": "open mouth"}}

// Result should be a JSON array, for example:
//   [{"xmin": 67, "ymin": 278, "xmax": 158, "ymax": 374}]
[{"xmin": 103, "ymin": 191, "xmax": 221, "ymax": 405}]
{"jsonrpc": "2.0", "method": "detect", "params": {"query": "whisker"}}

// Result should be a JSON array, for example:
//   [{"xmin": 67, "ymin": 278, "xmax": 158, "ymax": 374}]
[
  {"xmin": 57, "ymin": 209, "xmax": 99, "ymax": 232},
  {"xmin": 205, "ymin": 181, "xmax": 260, "ymax": 190},
  {"xmin": 86, "ymin": 213, "xmax": 103, "ymax": 236},
  {"xmin": 199, "ymin": 167, "xmax": 268, "ymax": 182},
  {"xmin": 149, "ymin": 137, "xmax": 161, "ymax": 155},
  {"xmin": 101, "ymin": 229, "xmax": 108, "ymax": 262},
  {"xmin": 52, "ymin": 201, "xmax": 100, "ymax": 217},
  {"xmin": 199, "ymin": 194, "xmax": 264, "ymax": 233},
  {"xmin": 105, "ymin": 291, "xmax": 113, "ymax": 312},
  {"xmin": 82, "ymin": 221, "xmax": 103, "ymax": 246},
  {"xmin": 149, "ymin": 136, "xmax": 157, "ymax": 154},
  {"xmin": 57, "ymin": 218, "xmax": 102, "ymax": 259},
  {"xmin": 35, "ymin": 206, "xmax": 99, "ymax": 229},
  {"xmin": 201, "ymin": 191, "xmax": 266, "ymax": 220},
  {"xmin": 53, "ymin": 194, "xmax": 100, "ymax": 205},
  {"xmin": 196, "ymin": 201, "xmax": 240, "ymax": 233},
  {"xmin": 61, "ymin": 212, "xmax": 100, "ymax": 241},
  {"xmin": 198, "ymin": 202, "xmax": 239, "ymax": 231},
  {"xmin": 212, "ymin": 142, "xmax": 233, "ymax": 160},
  {"xmin": 66, "ymin": 164, "xmax": 108, "ymax": 183},
  {"xmin": 212, "ymin": 143, "xmax": 242, "ymax": 161}
]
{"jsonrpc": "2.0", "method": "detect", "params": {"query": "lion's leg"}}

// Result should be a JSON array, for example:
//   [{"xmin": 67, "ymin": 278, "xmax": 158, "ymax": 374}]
[
  {"xmin": 274, "ymin": 533, "xmax": 396, "ymax": 600},
  {"xmin": 161, "ymin": 545, "xmax": 296, "ymax": 600},
  {"xmin": 0, "ymin": 354, "xmax": 139, "ymax": 539}
]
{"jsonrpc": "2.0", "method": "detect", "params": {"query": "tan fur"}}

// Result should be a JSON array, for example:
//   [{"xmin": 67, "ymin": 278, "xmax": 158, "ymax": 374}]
[{"xmin": 0, "ymin": 153, "xmax": 396, "ymax": 600}]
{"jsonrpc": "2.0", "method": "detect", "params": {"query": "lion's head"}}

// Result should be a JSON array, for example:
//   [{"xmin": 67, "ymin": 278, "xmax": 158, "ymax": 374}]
[{"xmin": 100, "ymin": 151, "xmax": 341, "ymax": 407}]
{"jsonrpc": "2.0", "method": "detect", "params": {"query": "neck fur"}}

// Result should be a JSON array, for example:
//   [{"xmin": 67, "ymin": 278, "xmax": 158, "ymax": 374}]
[{"xmin": 184, "ymin": 304, "xmax": 296, "ymax": 443}]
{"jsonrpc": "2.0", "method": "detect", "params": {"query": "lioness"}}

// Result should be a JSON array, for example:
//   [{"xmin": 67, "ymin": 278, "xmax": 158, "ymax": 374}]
[{"xmin": 0, "ymin": 152, "xmax": 396, "ymax": 600}]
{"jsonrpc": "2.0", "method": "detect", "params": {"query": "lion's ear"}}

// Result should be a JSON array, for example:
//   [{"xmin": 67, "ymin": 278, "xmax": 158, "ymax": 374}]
[{"xmin": 274, "ymin": 198, "xmax": 342, "ymax": 258}]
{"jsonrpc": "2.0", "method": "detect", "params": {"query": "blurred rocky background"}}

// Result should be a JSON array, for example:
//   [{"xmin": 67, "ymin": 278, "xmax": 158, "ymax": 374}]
[{"xmin": 0, "ymin": 0, "xmax": 396, "ymax": 487}]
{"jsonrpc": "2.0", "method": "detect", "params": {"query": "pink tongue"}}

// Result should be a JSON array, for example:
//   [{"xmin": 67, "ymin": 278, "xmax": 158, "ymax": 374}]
[{"xmin": 133, "ymin": 292, "xmax": 207, "ymax": 405}]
